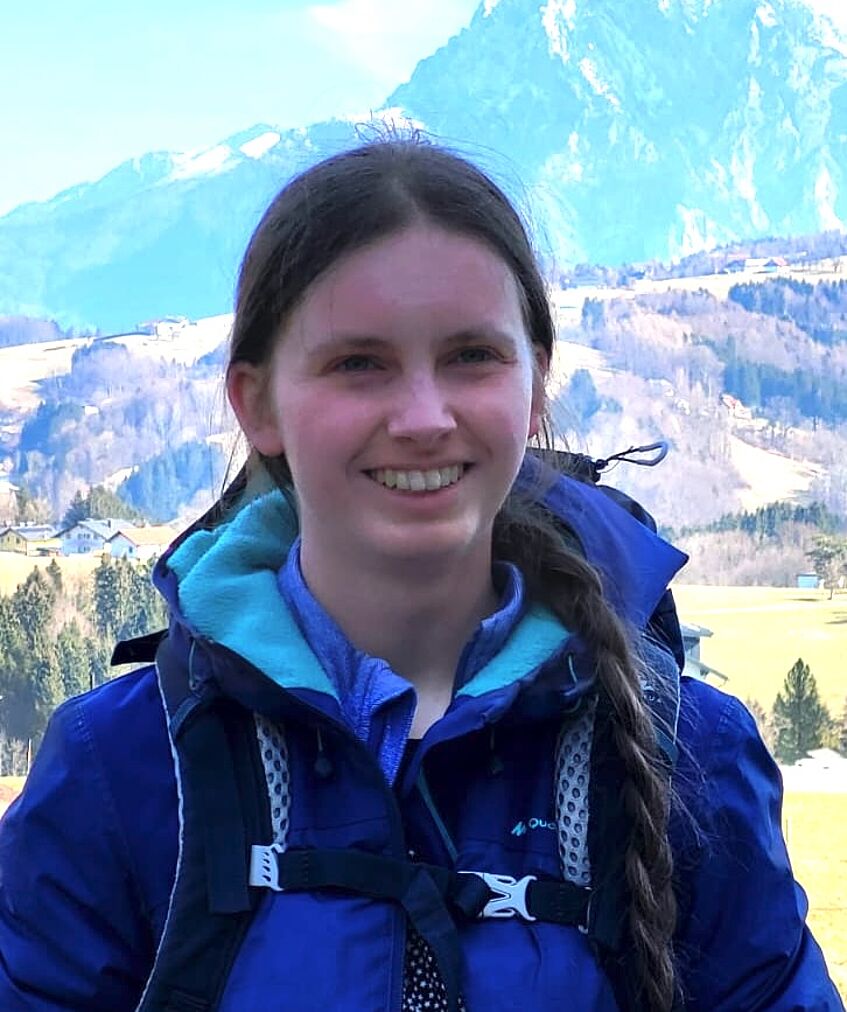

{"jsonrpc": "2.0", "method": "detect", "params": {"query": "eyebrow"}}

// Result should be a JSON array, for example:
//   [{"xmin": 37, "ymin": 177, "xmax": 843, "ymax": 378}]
[{"xmin": 306, "ymin": 327, "xmax": 521, "ymax": 360}]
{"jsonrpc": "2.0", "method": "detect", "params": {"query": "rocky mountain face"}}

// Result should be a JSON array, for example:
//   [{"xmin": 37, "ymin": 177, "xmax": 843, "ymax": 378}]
[
  {"xmin": 1, "ymin": 0, "xmax": 846, "ymax": 331},
  {"xmin": 389, "ymin": 0, "xmax": 847, "ymax": 265}
]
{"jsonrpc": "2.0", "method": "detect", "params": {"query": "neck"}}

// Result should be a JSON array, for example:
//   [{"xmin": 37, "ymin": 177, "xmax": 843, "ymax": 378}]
[{"xmin": 298, "ymin": 540, "xmax": 499, "ymax": 694}]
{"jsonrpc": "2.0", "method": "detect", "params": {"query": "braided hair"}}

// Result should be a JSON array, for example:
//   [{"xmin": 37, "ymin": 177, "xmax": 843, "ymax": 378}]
[{"xmin": 494, "ymin": 492, "xmax": 677, "ymax": 1010}]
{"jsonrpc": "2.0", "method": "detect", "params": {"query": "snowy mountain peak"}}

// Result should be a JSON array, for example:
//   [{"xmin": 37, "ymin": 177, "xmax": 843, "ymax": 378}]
[
  {"xmin": 239, "ymin": 131, "xmax": 280, "ymax": 159},
  {"xmin": 1, "ymin": 0, "xmax": 847, "ymax": 331},
  {"xmin": 168, "ymin": 143, "xmax": 236, "ymax": 182}
]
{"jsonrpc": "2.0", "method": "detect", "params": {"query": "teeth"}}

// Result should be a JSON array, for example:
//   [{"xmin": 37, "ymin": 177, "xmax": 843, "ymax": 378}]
[{"xmin": 371, "ymin": 464, "xmax": 464, "ymax": 492}]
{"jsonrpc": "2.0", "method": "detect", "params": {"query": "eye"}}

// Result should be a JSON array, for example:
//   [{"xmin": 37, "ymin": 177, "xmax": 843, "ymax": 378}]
[
  {"xmin": 453, "ymin": 346, "xmax": 497, "ymax": 365},
  {"xmin": 335, "ymin": 355, "xmax": 379, "ymax": 373}
]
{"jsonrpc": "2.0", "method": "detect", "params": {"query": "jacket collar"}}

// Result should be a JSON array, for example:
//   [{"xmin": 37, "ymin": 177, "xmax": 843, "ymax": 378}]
[{"xmin": 154, "ymin": 456, "xmax": 686, "ymax": 708}]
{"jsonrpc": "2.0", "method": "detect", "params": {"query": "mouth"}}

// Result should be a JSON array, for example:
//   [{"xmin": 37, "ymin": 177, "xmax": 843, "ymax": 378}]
[{"xmin": 366, "ymin": 463, "xmax": 468, "ymax": 492}]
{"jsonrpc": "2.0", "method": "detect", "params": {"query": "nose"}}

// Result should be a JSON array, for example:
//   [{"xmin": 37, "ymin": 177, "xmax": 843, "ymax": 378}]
[{"xmin": 386, "ymin": 372, "xmax": 457, "ymax": 444}]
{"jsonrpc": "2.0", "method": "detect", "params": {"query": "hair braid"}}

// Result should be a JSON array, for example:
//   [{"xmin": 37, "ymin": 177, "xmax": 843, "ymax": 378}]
[{"xmin": 494, "ymin": 494, "xmax": 677, "ymax": 1011}]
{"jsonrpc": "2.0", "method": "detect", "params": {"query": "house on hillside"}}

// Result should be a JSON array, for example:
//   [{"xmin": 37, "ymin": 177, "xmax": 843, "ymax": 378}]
[
  {"xmin": 58, "ymin": 518, "xmax": 136, "ymax": 556},
  {"xmin": 681, "ymin": 622, "xmax": 728, "ymax": 683},
  {"xmin": 136, "ymin": 316, "xmax": 189, "ymax": 340},
  {"xmin": 0, "ymin": 524, "xmax": 61, "ymax": 556},
  {"xmin": 744, "ymin": 256, "xmax": 786, "ymax": 274},
  {"xmin": 719, "ymin": 393, "xmax": 754, "ymax": 421},
  {"xmin": 722, "ymin": 258, "xmax": 747, "ymax": 273},
  {"xmin": 107, "ymin": 525, "xmax": 178, "ymax": 561}
]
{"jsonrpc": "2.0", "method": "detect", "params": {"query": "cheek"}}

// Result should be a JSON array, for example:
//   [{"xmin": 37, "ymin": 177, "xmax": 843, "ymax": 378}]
[{"xmin": 278, "ymin": 392, "xmax": 376, "ymax": 478}]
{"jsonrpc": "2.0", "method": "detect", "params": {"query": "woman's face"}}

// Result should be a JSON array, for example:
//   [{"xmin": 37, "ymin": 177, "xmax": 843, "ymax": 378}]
[{"xmin": 229, "ymin": 224, "xmax": 546, "ymax": 572}]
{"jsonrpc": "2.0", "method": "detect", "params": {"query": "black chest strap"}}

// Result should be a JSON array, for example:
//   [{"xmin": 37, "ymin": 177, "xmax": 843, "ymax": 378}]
[{"xmin": 248, "ymin": 843, "xmax": 592, "ymax": 928}]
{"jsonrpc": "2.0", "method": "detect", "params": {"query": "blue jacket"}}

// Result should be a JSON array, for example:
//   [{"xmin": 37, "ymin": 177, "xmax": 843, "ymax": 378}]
[{"xmin": 0, "ymin": 470, "xmax": 842, "ymax": 1010}]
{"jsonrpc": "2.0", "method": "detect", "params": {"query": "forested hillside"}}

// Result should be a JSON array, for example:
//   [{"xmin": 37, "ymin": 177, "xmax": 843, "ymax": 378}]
[
  {"xmin": 0, "ymin": 559, "xmax": 166, "ymax": 773},
  {"xmin": 1, "ymin": 258, "xmax": 845, "ymax": 545},
  {"xmin": 559, "ymin": 274, "xmax": 847, "ymax": 533},
  {"xmin": 14, "ymin": 339, "xmax": 228, "ymax": 517}
]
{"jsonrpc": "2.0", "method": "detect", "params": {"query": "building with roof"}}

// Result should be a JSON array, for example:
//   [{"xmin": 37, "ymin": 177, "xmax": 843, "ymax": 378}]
[
  {"xmin": 0, "ymin": 525, "xmax": 61, "ymax": 556},
  {"xmin": 107, "ymin": 525, "xmax": 177, "ymax": 561},
  {"xmin": 681, "ymin": 622, "xmax": 728, "ymax": 683},
  {"xmin": 59, "ymin": 518, "xmax": 136, "ymax": 556}
]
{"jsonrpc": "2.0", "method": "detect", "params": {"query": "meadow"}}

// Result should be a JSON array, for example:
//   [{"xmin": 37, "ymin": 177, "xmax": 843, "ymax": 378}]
[
  {"xmin": 674, "ymin": 584, "xmax": 846, "ymax": 999},
  {"xmin": 783, "ymin": 791, "xmax": 847, "ymax": 999},
  {"xmin": 673, "ymin": 584, "xmax": 846, "ymax": 714},
  {"xmin": 0, "ymin": 552, "xmax": 102, "ymax": 596}
]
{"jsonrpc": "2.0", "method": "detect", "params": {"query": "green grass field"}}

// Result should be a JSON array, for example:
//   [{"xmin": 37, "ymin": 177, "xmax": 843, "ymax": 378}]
[
  {"xmin": 0, "ymin": 552, "xmax": 103, "ymax": 596},
  {"xmin": 675, "ymin": 584, "xmax": 845, "ymax": 998},
  {"xmin": 783, "ymin": 792, "xmax": 847, "ymax": 999},
  {"xmin": 673, "ymin": 584, "xmax": 846, "ymax": 714}
]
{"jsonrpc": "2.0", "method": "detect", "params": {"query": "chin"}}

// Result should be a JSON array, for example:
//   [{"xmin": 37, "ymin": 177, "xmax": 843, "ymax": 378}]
[{"xmin": 365, "ymin": 523, "xmax": 489, "ymax": 569}]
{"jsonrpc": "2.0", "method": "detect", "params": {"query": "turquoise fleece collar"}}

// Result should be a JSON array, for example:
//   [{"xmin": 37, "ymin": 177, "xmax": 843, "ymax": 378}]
[
  {"xmin": 167, "ymin": 490, "xmax": 337, "ymax": 699},
  {"xmin": 166, "ymin": 489, "xmax": 571, "ymax": 701}
]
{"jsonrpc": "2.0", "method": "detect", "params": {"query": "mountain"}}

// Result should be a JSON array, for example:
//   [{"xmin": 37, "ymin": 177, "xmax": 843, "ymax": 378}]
[{"xmin": 1, "ymin": 0, "xmax": 846, "ymax": 331}]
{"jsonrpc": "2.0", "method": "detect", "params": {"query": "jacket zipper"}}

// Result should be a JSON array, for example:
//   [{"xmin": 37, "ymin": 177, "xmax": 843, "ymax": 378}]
[{"xmin": 416, "ymin": 766, "xmax": 459, "ymax": 863}]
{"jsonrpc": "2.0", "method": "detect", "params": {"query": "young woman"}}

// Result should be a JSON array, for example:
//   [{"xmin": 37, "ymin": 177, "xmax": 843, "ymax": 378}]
[{"xmin": 0, "ymin": 140, "xmax": 841, "ymax": 1011}]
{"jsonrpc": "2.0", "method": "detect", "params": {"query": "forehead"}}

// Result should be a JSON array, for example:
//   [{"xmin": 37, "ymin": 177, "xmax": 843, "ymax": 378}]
[{"xmin": 285, "ymin": 225, "xmax": 526, "ymax": 341}]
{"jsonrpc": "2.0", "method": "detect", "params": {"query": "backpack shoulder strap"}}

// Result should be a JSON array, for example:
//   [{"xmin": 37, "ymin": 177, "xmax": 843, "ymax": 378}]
[{"xmin": 136, "ymin": 635, "xmax": 272, "ymax": 1012}]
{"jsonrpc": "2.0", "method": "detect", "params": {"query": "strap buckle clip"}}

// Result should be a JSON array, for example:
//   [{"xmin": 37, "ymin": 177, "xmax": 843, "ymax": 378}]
[
  {"xmin": 460, "ymin": 871, "xmax": 536, "ymax": 920},
  {"xmin": 249, "ymin": 843, "xmax": 285, "ymax": 891}
]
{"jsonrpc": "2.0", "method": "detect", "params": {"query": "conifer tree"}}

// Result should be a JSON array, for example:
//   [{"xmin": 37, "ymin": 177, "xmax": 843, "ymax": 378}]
[
  {"xmin": 92, "ymin": 557, "xmax": 130, "ymax": 639},
  {"xmin": 62, "ymin": 490, "xmax": 88, "ymax": 529},
  {"xmin": 57, "ymin": 621, "xmax": 91, "ymax": 698},
  {"xmin": 772, "ymin": 658, "xmax": 831, "ymax": 764},
  {"xmin": 806, "ymin": 534, "xmax": 847, "ymax": 599},
  {"xmin": 838, "ymin": 696, "xmax": 847, "ymax": 757},
  {"xmin": 46, "ymin": 558, "xmax": 63, "ymax": 593}
]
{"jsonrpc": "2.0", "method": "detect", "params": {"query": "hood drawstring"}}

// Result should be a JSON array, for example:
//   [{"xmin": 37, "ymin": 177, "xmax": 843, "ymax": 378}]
[
  {"xmin": 488, "ymin": 725, "xmax": 504, "ymax": 777},
  {"xmin": 314, "ymin": 727, "xmax": 334, "ymax": 780}
]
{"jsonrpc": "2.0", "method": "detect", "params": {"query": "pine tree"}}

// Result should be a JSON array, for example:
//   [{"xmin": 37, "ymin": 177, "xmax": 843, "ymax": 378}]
[
  {"xmin": 62, "ymin": 490, "xmax": 88, "ymax": 529},
  {"xmin": 56, "ymin": 621, "xmax": 91, "ymax": 698},
  {"xmin": 806, "ymin": 534, "xmax": 847, "ymax": 599},
  {"xmin": 86, "ymin": 485, "xmax": 146, "ymax": 524},
  {"xmin": 838, "ymin": 696, "xmax": 847, "ymax": 757},
  {"xmin": 92, "ymin": 557, "xmax": 130, "ymax": 639},
  {"xmin": 46, "ymin": 558, "xmax": 63, "ymax": 593},
  {"xmin": 31, "ymin": 650, "xmax": 64, "ymax": 739},
  {"xmin": 772, "ymin": 658, "xmax": 831, "ymax": 764},
  {"xmin": 12, "ymin": 569, "xmax": 56, "ymax": 653}
]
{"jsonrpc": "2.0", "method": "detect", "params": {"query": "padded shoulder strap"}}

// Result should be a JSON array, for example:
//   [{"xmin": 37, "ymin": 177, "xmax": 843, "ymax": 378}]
[{"xmin": 136, "ymin": 636, "xmax": 271, "ymax": 1012}]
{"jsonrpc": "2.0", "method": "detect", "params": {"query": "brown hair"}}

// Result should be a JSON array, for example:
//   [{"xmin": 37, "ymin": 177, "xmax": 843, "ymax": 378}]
[{"xmin": 228, "ymin": 138, "xmax": 676, "ymax": 1009}]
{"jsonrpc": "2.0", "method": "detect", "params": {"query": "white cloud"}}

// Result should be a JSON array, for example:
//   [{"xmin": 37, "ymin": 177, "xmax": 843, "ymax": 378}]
[
  {"xmin": 306, "ymin": 0, "xmax": 477, "ymax": 86},
  {"xmin": 802, "ymin": 0, "xmax": 847, "ymax": 35}
]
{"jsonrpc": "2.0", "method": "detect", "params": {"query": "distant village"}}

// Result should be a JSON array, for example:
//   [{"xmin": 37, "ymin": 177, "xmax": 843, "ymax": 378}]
[{"xmin": 0, "ymin": 518, "xmax": 177, "ymax": 561}]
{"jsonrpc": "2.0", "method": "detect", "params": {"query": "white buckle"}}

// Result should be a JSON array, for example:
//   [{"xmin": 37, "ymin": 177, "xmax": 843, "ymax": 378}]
[
  {"xmin": 249, "ymin": 843, "xmax": 285, "ymax": 891},
  {"xmin": 460, "ymin": 872, "xmax": 537, "ymax": 920}
]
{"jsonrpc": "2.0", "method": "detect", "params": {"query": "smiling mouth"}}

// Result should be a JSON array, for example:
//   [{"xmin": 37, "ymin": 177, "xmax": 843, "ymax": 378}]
[{"xmin": 366, "ymin": 463, "xmax": 467, "ymax": 492}]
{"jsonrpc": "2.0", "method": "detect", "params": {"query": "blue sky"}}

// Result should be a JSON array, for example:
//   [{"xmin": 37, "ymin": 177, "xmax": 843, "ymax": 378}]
[
  {"xmin": 0, "ymin": 0, "xmax": 479, "ymax": 215},
  {"xmin": 4, "ymin": 0, "xmax": 846, "ymax": 217}
]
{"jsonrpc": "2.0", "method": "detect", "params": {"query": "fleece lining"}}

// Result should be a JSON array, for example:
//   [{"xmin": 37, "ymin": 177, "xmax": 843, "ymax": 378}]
[
  {"xmin": 167, "ymin": 489, "xmax": 338, "ymax": 699},
  {"xmin": 456, "ymin": 604, "xmax": 571, "ymax": 698}
]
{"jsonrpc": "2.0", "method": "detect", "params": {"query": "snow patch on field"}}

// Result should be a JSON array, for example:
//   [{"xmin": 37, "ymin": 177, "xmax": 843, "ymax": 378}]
[{"xmin": 729, "ymin": 435, "xmax": 822, "ymax": 510}]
